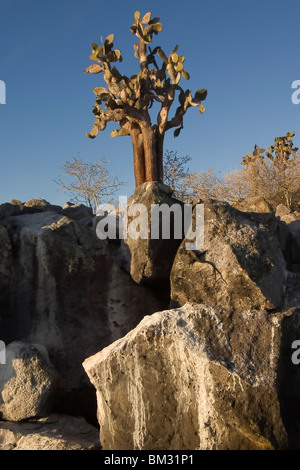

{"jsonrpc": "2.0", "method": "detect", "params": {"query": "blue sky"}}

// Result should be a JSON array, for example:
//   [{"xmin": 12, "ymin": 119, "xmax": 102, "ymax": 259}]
[{"xmin": 0, "ymin": 0, "xmax": 299, "ymax": 206}]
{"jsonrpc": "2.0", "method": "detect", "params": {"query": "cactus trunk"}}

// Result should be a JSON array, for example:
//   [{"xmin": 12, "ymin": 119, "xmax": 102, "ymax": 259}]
[
  {"xmin": 141, "ymin": 125, "xmax": 157, "ymax": 182},
  {"xmin": 130, "ymin": 125, "xmax": 164, "ymax": 186},
  {"xmin": 155, "ymin": 133, "xmax": 164, "ymax": 184},
  {"xmin": 131, "ymin": 126, "xmax": 146, "ymax": 187}
]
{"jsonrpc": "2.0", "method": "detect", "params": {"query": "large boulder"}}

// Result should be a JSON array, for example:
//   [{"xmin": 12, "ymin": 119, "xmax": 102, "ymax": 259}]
[
  {"xmin": 124, "ymin": 182, "xmax": 184, "ymax": 287},
  {"xmin": 83, "ymin": 303, "xmax": 300, "ymax": 450},
  {"xmin": 0, "ymin": 414, "xmax": 101, "ymax": 450},
  {"xmin": 0, "ymin": 342, "xmax": 63, "ymax": 421},
  {"xmin": 170, "ymin": 199, "xmax": 287, "ymax": 311},
  {"xmin": 0, "ymin": 211, "xmax": 161, "ymax": 420}
]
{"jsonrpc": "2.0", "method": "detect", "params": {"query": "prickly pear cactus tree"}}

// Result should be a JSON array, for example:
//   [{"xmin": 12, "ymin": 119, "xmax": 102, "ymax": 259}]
[
  {"xmin": 265, "ymin": 132, "xmax": 298, "ymax": 167},
  {"xmin": 241, "ymin": 132, "xmax": 300, "ymax": 209},
  {"xmin": 84, "ymin": 11, "xmax": 207, "ymax": 187},
  {"xmin": 242, "ymin": 133, "xmax": 298, "ymax": 168}
]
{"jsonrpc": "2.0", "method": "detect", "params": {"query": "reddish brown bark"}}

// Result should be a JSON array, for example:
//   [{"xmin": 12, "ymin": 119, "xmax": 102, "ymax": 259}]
[
  {"xmin": 155, "ymin": 133, "xmax": 164, "ymax": 184},
  {"xmin": 131, "ymin": 126, "xmax": 146, "ymax": 187},
  {"xmin": 141, "ymin": 125, "xmax": 157, "ymax": 182},
  {"xmin": 130, "ymin": 124, "xmax": 165, "ymax": 186}
]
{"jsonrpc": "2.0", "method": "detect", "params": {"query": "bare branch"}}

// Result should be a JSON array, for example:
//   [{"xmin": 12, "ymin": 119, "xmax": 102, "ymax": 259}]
[{"xmin": 54, "ymin": 156, "xmax": 126, "ymax": 213}]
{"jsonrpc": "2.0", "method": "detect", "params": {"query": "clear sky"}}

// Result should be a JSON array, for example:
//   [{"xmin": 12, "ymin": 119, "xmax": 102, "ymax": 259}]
[{"xmin": 0, "ymin": 0, "xmax": 299, "ymax": 206}]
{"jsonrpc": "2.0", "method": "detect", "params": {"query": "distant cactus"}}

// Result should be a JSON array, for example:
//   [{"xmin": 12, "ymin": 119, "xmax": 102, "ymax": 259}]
[
  {"xmin": 242, "ymin": 132, "xmax": 298, "ymax": 167},
  {"xmin": 241, "ymin": 132, "xmax": 300, "ymax": 210},
  {"xmin": 265, "ymin": 132, "xmax": 298, "ymax": 165},
  {"xmin": 84, "ymin": 11, "xmax": 207, "ymax": 187}
]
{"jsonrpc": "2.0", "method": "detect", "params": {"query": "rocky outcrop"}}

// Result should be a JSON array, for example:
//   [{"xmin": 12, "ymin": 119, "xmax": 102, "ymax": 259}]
[
  {"xmin": 83, "ymin": 302, "xmax": 300, "ymax": 451},
  {"xmin": 0, "ymin": 210, "xmax": 161, "ymax": 420},
  {"xmin": 22, "ymin": 198, "xmax": 62, "ymax": 214},
  {"xmin": 170, "ymin": 199, "xmax": 286, "ymax": 311},
  {"xmin": 276, "ymin": 205, "xmax": 300, "ymax": 271},
  {"xmin": 232, "ymin": 196, "xmax": 277, "ymax": 230},
  {"xmin": 233, "ymin": 196, "xmax": 274, "ymax": 214},
  {"xmin": 2, "ymin": 191, "xmax": 300, "ymax": 451},
  {"xmin": 62, "ymin": 202, "xmax": 93, "ymax": 225},
  {"xmin": 0, "ymin": 203, "xmax": 22, "ymax": 220},
  {"xmin": 0, "ymin": 342, "xmax": 63, "ymax": 421},
  {"xmin": 0, "ymin": 199, "xmax": 63, "ymax": 221},
  {"xmin": 124, "ymin": 182, "xmax": 184, "ymax": 288},
  {"xmin": 274, "ymin": 206, "xmax": 300, "ymax": 307},
  {"xmin": 0, "ymin": 414, "xmax": 101, "ymax": 450},
  {"xmin": 0, "ymin": 225, "xmax": 12, "ymax": 304}
]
